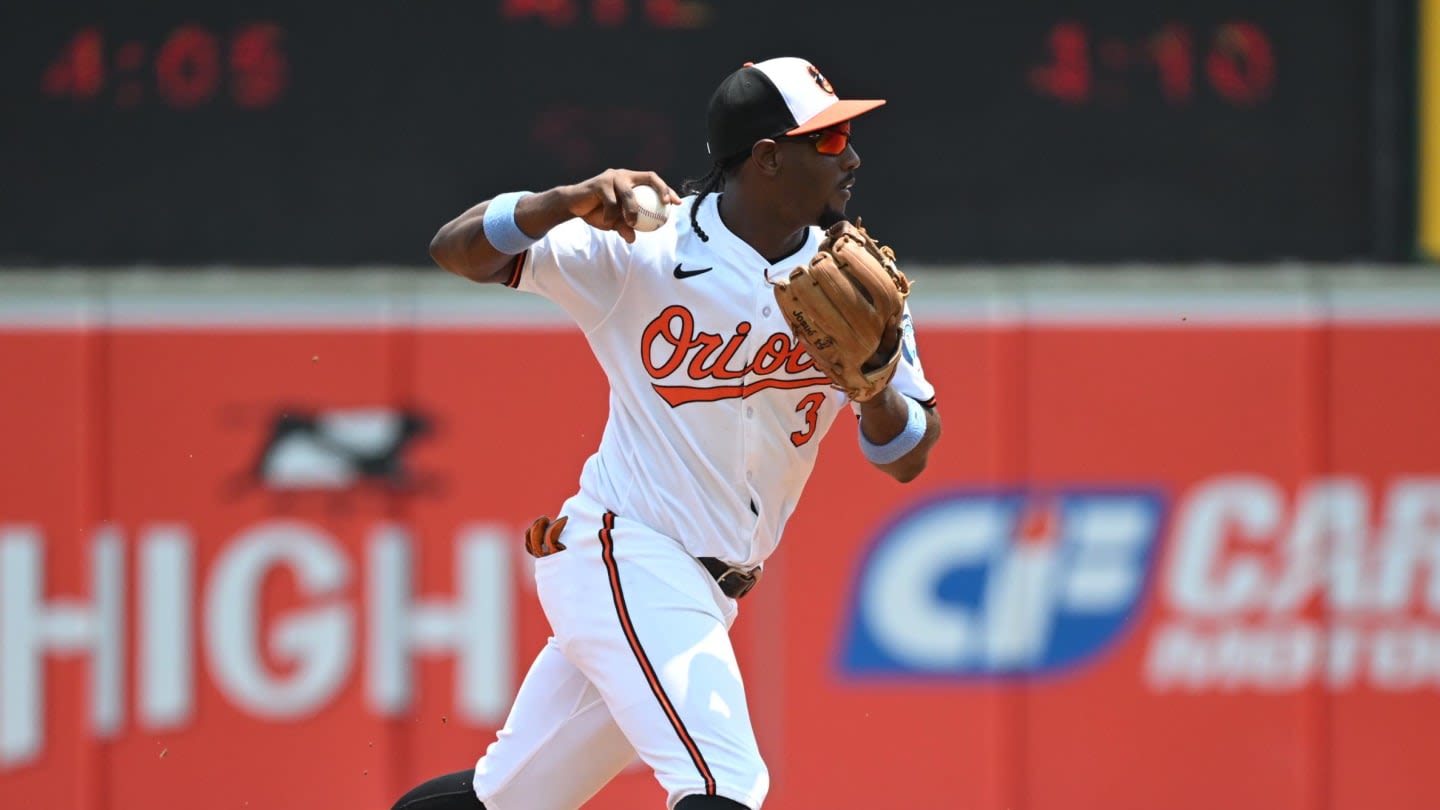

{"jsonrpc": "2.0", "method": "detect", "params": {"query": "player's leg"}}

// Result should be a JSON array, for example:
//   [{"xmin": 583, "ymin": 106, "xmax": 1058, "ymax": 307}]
[
  {"xmin": 473, "ymin": 638, "xmax": 639, "ymax": 808},
  {"xmin": 536, "ymin": 506, "xmax": 769, "ymax": 809},
  {"xmin": 389, "ymin": 639, "xmax": 638, "ymax": 810}
]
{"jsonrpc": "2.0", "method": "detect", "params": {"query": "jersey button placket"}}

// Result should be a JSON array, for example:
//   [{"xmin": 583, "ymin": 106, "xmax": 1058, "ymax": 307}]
[{"xmin": 741, "ymin": 279, "xmax": 768, "ymax": 533}]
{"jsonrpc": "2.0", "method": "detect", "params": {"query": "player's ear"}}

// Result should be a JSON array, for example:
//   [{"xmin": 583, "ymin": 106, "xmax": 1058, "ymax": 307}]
[{"xmin": 751, "ymin": 140, "xmax": 783, "ymax": 176}]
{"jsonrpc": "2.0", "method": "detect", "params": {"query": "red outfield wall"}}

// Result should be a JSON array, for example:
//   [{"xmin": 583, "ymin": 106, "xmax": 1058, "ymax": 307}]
[{"xmin": 1, "ymin": 279, "xmax": 1439, "ymax": 810}]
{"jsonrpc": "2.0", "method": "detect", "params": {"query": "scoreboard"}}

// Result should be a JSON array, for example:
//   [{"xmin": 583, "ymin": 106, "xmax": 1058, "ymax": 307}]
[{"xmin": 0, "ymin": 0, "xmax": 1378, "ymax": 265}]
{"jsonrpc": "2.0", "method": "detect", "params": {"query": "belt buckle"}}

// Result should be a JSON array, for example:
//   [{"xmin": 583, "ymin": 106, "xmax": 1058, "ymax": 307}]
[{"xmin": 715, "ymin": 564, "xmax": 759, "ymax": 599}]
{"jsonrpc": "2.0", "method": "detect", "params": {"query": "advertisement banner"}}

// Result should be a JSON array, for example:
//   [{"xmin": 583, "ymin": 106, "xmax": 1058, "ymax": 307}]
[{"xmin": 2, "ymin": 281, "xmax": 1439, "ymax": 809}]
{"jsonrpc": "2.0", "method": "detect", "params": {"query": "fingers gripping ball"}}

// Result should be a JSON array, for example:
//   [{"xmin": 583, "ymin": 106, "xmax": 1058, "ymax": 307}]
[
  {"xmin": 631, "ymin": 184, "xmax": 675, "ymax": 233},
  {"xmin": 771, "ymin": 220, "xmax": 912, "ymax": 402}
]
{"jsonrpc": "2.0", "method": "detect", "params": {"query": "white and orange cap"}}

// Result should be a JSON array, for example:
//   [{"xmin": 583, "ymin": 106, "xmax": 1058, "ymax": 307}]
[{"xmin": 705, "ymin": 57, "xmax": 886, "ymax": 160}]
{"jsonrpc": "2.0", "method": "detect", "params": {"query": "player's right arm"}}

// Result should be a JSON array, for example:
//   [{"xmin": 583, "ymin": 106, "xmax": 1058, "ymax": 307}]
[{"xmin": 429, "ymin": 169, "xmax": 681, "ymax": 284}]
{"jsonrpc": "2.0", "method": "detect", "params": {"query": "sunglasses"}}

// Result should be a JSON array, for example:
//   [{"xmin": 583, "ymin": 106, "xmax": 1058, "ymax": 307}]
[{"xmin": 774, "ymin": 122, "xmax": 852, "ymax": 155}]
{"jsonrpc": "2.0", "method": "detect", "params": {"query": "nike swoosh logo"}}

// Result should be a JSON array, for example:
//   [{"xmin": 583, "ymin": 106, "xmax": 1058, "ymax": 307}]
[{"xmin": 673, "ymin": 264, "xmax": 714, "ymax": 279}]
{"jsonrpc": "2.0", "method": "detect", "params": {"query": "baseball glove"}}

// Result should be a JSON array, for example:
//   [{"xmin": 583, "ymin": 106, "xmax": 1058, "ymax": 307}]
[{"xmin": 771, "ymin": 219, "xmax": 912, "ymax": 402}]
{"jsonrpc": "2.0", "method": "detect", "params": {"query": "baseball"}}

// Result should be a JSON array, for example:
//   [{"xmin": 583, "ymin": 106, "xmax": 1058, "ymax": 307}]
[{"xmin": 631, "ymin": 184, "xmax": 673, "ymax": 233}]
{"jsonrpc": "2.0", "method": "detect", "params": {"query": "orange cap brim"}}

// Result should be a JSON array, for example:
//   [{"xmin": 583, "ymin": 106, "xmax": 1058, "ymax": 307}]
[{"xmin": 786, "ymin": 99, "xmax": 887, "ymax": 135}]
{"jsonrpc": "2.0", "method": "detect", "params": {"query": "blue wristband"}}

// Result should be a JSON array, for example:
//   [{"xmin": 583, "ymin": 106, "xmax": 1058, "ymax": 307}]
[
  {"xmin": 482, "ymin": 191, "xmax": 539, "ymax": 255},
  {"xmin": 859, "ymin": 395, "xmax": 928, "ymax": 464}
]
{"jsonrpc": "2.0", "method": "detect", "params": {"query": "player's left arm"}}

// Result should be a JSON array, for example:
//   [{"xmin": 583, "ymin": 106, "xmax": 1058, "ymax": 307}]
[
  {"xmin": 857, "ymin": 388, "xmax": 941, "ymax": 482},
  {"xmin": 854, "ymin": 308, "xmax": 941, "ymax": 482}
]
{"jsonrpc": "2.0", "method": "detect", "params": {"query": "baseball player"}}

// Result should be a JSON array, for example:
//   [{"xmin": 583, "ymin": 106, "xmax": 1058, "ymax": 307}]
[{"xmin": 393, "ymin": 57, "xmax": 942, "ymax": 810}]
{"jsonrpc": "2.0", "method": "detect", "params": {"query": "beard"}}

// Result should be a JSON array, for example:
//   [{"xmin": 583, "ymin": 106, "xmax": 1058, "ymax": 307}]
[{"xmin": 817, "ymin": 203, "xmax": 846, "ymax": 229}]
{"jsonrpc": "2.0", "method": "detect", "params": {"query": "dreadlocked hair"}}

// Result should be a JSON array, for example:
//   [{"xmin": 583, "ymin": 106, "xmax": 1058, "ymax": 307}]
[{"xmin": 681, "ymin": 154, "xmax": 746, "ymax": 242}]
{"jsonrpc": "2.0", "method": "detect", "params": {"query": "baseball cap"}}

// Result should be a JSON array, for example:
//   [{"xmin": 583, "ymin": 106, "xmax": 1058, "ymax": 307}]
[{"xmin": 706, "ymin": 57, "xmax": 886, "ymax": 161}]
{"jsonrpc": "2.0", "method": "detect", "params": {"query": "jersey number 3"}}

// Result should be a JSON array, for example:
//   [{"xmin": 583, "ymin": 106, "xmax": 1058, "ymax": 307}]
[{"xmin": 789, "ymin": 393, "xmax": 826, "ymax": 447}]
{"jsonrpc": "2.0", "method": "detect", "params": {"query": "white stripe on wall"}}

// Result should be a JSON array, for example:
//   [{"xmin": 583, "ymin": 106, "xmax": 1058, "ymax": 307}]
[{"xmin": 2, "ymin": 267, "xmax": 1439, "ymax": 328}]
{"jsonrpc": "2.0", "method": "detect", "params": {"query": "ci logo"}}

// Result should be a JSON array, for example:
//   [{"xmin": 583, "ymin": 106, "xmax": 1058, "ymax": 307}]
[{"xmin": 840, "ymin": 488, "xmax": 1165, "ymax": 678}]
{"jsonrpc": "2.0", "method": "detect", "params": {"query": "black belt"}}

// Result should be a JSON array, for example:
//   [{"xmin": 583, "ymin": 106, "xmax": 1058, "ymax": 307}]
[{"xmin": 699, "ymin": 557, "xmax": 762, "ymax": 599}]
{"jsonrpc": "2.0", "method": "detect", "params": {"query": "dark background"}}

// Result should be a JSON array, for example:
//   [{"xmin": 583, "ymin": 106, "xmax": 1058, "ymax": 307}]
[{"xmin": 0, "ymin": 0, "xmax": 1416, "ymax": 266}]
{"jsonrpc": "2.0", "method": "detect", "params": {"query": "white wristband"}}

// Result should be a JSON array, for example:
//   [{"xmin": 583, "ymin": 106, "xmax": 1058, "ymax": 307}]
[{"xmin": 858, "ymin": 395, "xmax": 927, "ymax": 464}]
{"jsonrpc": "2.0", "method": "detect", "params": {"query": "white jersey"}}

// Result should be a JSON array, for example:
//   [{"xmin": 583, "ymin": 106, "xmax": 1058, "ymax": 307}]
[{"xmin": 509, "ymin": 192, "xmax": 935, "ymax": 567}]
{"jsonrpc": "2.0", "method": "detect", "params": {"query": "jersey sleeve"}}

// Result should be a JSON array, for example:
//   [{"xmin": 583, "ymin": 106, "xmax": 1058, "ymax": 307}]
[
  {"xmin": 852, "ymin": 304, "xmax": 937, "ymax": 412},
  {"xmin": 506, "ymin": 217, "xmax": 630, "ymax": 332},
  {"xmin": 891, "ymin": 306, "xmax": 936, "ymax": 407}
]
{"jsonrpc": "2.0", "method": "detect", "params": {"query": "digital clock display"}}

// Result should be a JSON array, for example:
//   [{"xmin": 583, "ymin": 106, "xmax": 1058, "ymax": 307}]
[
  {"xmin": 41, "ymin": 23, "xmax": 287, "ymax": 109},
  {"xmin": 0, "ymin": 1, "xmax": 1376, "ymax": 265},
  {"xmin": 1029, "ymin": 21, "xmax": 1276, "ymax": 107}
]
